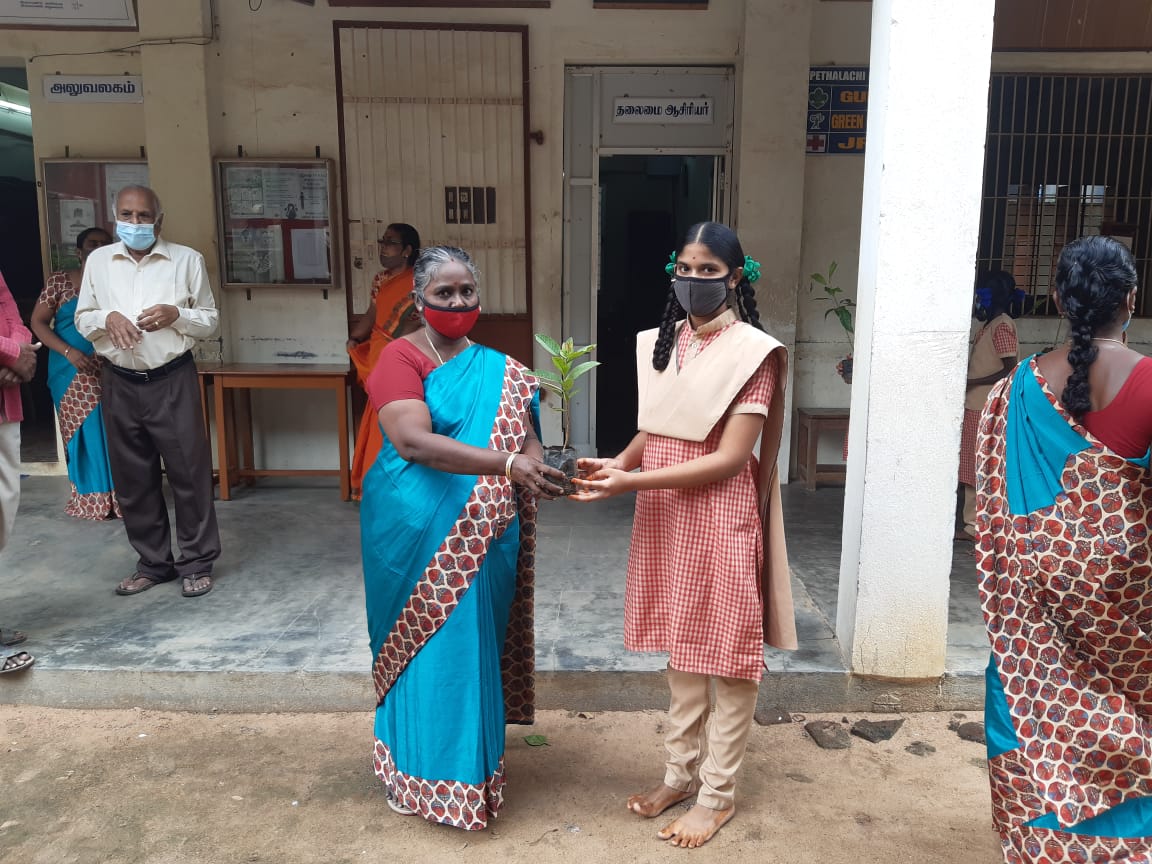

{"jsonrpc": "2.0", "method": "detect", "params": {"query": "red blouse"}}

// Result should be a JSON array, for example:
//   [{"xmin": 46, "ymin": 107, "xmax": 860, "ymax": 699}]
[
  {"xmin": 1083, "ymin": 356, "xmax": 1152, "ymax": 458},
  {"xmin": 366, "ymin": 338, "xmax": 438, "ymax": 410}
]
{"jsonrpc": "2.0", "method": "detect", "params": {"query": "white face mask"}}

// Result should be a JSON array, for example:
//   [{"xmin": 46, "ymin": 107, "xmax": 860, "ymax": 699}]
[{"xmin": 116, "ymin": 220, "xmax": 157, "ymax": 251}]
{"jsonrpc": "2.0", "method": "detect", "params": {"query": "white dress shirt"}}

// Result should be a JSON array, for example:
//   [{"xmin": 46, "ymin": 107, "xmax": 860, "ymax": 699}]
[{"xmin": 76, "ymin": 238, "xmax": 219, "ymax": 371}]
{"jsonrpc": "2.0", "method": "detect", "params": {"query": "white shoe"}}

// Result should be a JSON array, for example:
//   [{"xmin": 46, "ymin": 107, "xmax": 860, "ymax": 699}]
[{"xmin": 387, "ymin": 794, "xmax": 416, "ymax": 816}]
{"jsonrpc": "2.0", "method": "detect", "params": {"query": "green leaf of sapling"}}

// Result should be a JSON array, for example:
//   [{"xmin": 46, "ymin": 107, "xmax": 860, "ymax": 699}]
[{"xmin": 534, "ymin": 333, "xmax": 562, "ymax": 356}]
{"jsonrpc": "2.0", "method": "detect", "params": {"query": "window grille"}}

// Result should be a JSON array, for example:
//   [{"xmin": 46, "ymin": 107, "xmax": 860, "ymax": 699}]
[{"xmin": 976, "ymin": 74, "xmax": 1152, "ymax": 315}]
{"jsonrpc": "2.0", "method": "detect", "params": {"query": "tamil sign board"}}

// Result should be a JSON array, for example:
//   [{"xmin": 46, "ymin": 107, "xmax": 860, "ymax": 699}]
[
  {"xmin": 613, "ymin": 98, "xmax": 714, "ymax": 125},
  {"xmin": 43, "ymin": 76, "xmax": 143, "ymax": 103},
  {"xmin": 806, "ymin": 66, "xmax": 868, "ymax": 155},
  {"xmin": 1, "ymin": 0, "xmax": 136, "ymax": 28}
]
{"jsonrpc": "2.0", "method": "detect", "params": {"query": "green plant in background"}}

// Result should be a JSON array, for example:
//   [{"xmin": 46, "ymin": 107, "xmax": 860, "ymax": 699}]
[
  {"xmin": 533, "ymin": 335, "xmax": 599, "ymax": 450},
  {"xmin": 809, "ymin": 260, "xmax": 856, "ymax": 343}
]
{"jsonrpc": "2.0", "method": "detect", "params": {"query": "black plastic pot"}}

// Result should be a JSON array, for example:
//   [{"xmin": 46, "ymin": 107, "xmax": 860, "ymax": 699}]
[{"xmin": 542, "ymin": 445, "xmax": 578, "ymax": 496}]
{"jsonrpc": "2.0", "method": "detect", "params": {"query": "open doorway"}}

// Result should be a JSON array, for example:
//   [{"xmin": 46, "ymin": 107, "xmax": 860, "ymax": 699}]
[
  {"xmin": 595, "ymin": 154, "xmax": 719, "ymax": 454},
  {"xmin": 0, "ymin": 67, "xmax": 51, "ymax": 464}
]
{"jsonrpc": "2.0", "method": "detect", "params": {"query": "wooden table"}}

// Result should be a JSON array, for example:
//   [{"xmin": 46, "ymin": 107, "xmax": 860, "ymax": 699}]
[
  {"xmin": 792, "ymin": 407, "xmax": 850, "ymax": 491},
  {"xmin": 197, "ymin": 363, "xmax": 353, "ymax": 501}
]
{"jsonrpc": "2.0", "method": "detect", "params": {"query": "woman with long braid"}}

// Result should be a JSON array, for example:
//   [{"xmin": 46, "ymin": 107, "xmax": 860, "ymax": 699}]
[
  {"xmin": 977, "ymin": 236, "xmax": 1152, "ymax": 863},
  {"xmin": 574, "ymin": 222, "xmax": 796, "ymax": 848}
]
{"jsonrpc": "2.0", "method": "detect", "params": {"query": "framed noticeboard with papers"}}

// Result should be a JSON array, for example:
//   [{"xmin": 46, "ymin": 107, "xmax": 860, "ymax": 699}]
[
  {"xmin": 215, "ymin": 158, "xmax": 338, "ymax": 290},
  {"xmin": 41, "ymin": 158, "xmax": 149, "ymax": 273}
]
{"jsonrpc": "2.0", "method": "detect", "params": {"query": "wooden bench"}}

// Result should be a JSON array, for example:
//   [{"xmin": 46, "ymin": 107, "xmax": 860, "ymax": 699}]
[{"xmin": 792, "ymin": 407, "xmax": 850, "ymax": 491}]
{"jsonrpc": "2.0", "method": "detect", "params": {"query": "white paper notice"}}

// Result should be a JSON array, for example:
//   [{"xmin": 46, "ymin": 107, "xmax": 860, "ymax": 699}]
[
  {"xmin": 59, "ymin": 199, "xmax": 96, "ymax": 246},
  {"xmin": 103, "ymin": 164, "xmax": 150, "ymax": 218},
  {"xmin": 290, "ymin": 229, "xmax": 330, "ymax": 280}
]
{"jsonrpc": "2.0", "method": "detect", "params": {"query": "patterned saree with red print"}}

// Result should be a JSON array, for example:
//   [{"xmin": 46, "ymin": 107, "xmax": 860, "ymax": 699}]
[
  {"xmin": 360, "ymin": 344, "xmax": 537, "ymax": 830},
  {"xmin": 977, "ymin": 357, "xmax": 1152, "ymax": 863}
]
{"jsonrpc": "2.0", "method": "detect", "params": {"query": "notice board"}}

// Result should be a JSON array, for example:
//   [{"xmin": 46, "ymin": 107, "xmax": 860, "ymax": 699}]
[
  {"xmin": 40, "ymin": 158, "xmax": 149, "ymax": 272},
  {"xmin": 215, "ymin": 158, "xmax": 337, "ymax": 290}
]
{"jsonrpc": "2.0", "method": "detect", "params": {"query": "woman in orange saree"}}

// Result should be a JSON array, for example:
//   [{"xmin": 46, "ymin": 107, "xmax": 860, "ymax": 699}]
[{"xmin": 348, "ymin": 223, "xmax": 421, "ymax": 500}]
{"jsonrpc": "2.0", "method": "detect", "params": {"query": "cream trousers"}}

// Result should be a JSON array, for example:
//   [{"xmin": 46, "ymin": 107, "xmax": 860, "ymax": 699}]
[
  {"xmin": 0, "ymin": 422, "xmax": 19, "ymax": 552},
  {"xmin": 663, "ymin": 666, "xmax": 759, "ymax": 811}
]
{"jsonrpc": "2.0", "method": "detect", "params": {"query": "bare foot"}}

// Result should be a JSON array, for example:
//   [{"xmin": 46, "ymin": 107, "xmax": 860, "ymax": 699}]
[
  {"xmin": 627, "ymin": 783, "xmax": 694, "ymax": 818},
  {"xmin": 658, "ymin": 803, "xmax": 735, "ymax": 848}
]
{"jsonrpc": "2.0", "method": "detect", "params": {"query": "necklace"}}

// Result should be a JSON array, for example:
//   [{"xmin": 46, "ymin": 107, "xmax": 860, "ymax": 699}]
[
  {"xmin": 1092, "ymin": 337, "xmax": 1127, "ymax": 347},
  {"xmin": 424, "ymin": 328, "xmax": 470, "ymax": 366}
]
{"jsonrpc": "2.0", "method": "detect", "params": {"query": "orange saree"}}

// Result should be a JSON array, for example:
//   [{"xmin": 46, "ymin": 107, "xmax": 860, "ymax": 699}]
[{"xmin": 349, "ymin": 268, "xmax": 417, "ymax": 500}]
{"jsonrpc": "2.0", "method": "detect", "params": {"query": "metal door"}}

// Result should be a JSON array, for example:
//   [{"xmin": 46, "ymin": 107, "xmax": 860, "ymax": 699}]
[{"xmin": 336, "ymin": 24, "xmax": 532, "ymax": 359}]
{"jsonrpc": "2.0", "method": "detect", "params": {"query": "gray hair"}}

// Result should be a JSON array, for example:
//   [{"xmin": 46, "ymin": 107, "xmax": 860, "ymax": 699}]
[
  {"xmin": 115, "ymin": 184, "xmax": 163, "ymax": 215},
  {"xmin": 413, "ymin": 246, "xmax": 479, "ymax": 296}
]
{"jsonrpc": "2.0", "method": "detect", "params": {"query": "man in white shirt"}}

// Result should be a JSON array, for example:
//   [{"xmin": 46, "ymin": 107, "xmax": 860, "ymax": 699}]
[{"xmin": 76, "ymin": 185, "xmax": 222, "ymax": 598}]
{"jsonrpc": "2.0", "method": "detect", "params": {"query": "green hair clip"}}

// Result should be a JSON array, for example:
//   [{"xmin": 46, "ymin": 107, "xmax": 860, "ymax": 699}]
[
  {"xmin": 665, "ymin": 252, "xmax": 677, "ymax": 277},
  {"xmin": 743, "ymin": 255, "xmax": 762, "ymax": 284}
]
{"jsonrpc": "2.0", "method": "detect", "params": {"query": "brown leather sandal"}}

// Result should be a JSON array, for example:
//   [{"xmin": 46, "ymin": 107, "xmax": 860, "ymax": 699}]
[{"xmin": 115, "ymin": 573, "xmax": 173, "ymax": 596}]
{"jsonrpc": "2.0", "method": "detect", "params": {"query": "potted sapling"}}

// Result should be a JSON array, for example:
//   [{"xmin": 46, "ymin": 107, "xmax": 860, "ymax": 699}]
[
  {"xmin": 809, "ymin": 260, "xmax": 856, "ymax": 384},
  {"xmin": 533, "ymin": 334, "xmax": 599, "ymax": 495}
]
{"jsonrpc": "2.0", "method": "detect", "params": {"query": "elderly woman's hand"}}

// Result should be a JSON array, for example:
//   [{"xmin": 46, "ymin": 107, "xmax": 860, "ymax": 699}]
[{"xmin": 509, "ymin": 454, "xmax": 567, "ymax": 499}]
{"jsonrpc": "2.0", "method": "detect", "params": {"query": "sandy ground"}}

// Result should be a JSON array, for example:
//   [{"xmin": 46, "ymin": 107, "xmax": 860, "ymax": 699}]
[{"xmin": 0, "ymin": 706, "xmax": 1001, "ymax": 864}]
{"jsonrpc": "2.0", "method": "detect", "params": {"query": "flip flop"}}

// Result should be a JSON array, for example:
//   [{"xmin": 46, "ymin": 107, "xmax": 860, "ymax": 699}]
[
  {"xmin": 0, "ymin": 652, "xmax": 34, "ymax": 675},
  {"xmin": 181, "ymin": 574, "xmax": 214, "ymax": 598},
  {"xmin": 0, "ymin": 629, "xmax": 27, "ymax": 647},
  {"xmin": 116, "ymin": 573, "xmax": 171, "ymax": 596}
]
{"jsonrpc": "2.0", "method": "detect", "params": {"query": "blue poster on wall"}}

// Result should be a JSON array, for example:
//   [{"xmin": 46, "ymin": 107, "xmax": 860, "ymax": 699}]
[{"xmin": 806, "ymin": 67, "xmax": 868, "ymax": 155}]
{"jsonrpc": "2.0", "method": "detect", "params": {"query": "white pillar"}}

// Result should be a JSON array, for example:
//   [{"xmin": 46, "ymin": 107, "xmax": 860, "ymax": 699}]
[
  {"xmin": 139, "ymin": 0, "xmax": 224, "ymax": 362},
  {"xmin": 734, "ymin": 0, "xmax": 813, "ymax": 476},
  {"xmin": 835, "ymin": 0, "xmax": 995, "ymax": 678}
]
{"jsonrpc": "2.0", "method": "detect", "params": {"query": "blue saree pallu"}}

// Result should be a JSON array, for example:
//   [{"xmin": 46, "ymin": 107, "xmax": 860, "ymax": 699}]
[
  {"xmin": 361, "ymin": 344, "xmax": 538, "ymax": 830},
  {"xmin": 978, "ymin": 358, "xmax": 1152, "ymax": 863},
  {"xmin": 47, "ymin": 293, "xmax": 118, "ymax": 519}
]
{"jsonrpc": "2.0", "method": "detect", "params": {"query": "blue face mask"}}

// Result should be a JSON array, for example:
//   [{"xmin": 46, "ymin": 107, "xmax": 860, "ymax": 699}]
[{"xmin": 116, "ymin": 220, "xmax": 157, "ymax": 251}]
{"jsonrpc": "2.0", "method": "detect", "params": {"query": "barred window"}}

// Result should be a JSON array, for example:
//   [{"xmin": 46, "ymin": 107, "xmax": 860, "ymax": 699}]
[{"xmin": 976, "ymin": 74, "xmax": 1152, "ymax": 315}]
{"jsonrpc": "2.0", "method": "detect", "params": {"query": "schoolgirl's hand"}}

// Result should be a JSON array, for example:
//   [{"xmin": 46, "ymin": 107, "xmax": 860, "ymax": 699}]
[
  {"xmin": 576, "ymin": 456, "xmax": 624, "ymax": 474},
  {"xmin": 571, "ymin": 467, "xmax": 634, "ymax": 501}
]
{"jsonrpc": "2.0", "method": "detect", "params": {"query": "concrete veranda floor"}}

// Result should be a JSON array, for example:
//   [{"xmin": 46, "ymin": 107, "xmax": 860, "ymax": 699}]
[{"xmin": 0, "ymin": 475, "xmax": 986, "ymax": 713}]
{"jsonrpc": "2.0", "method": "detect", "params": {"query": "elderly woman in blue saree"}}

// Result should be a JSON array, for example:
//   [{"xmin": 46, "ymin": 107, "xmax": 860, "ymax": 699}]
[
  {"xmin": 977, "ymin": 236, "xmax": 1152, "ymax": 863},
  {"xmin": 360, "ymin": 246, "xmax": 566, "ymax": 830},
  {"xmin": 30, "ymin": 227, "xmax": 119, "ymax": 520}
]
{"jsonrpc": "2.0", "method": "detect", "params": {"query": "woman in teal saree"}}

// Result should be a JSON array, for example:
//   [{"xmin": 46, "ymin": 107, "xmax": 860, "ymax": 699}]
[
  {"xmin": 30, "ymin": 227, "xmax": 119, "ymax": 520},
  {"xmin": 978, "ymin": 237, "xmax": 1152, "ymax": 863},
  {"xmin": 361, "ymin": 246, "xmax": 566, "ymax": 830}
]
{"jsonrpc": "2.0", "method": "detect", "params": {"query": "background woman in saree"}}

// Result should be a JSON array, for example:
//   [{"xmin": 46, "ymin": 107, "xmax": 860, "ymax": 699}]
[
  {"xmin": 29, "ymin": 227, "xmax": 118, "ymax": 520},
  {"xmin": 978, "ymin": 236, "xmax": 1152, "ymax": 862},
  {"xmin": 347, "ymin": 222, "xmax": 421, "ymax": 500},
  {"xmin": 360, "ymin": 246, "xmax": 566, "ymax": 830},
  {"xmin": 959, "ymin": 270, "xmax": 1019, "ymax": 540}
]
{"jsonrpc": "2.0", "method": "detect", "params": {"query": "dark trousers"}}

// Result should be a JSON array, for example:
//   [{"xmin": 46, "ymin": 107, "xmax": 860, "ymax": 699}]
[{"xmin": 101, "ymin": 360, "xmax": 221, "ymax": 579}]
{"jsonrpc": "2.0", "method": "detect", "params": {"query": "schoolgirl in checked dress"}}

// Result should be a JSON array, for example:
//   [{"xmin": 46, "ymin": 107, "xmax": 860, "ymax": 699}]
[{"xmin": 575, "ymin": 221, "xmax": 796, "ymax": 849}]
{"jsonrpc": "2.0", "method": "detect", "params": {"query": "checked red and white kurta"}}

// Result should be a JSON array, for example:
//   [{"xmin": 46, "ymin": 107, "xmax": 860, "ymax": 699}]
[{"xmin": 625, "ymin": 316, "xmax": 778, "ymax": 682}]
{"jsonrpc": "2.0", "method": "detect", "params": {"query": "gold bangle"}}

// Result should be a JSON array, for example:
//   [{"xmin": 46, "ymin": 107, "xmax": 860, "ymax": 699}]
[
  {"xmin": 504, "ymin": 451, "xmax": 517, "ymax": 480},
  {"xmin": 64, "ymin": 346, "xmax": 71, "ymax": 359}
]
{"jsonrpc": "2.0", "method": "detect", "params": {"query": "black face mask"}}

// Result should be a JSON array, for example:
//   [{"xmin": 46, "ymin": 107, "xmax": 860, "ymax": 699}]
[{"xmin": 673, "ymin": 276, "xmax": 729, "ymax": 316}]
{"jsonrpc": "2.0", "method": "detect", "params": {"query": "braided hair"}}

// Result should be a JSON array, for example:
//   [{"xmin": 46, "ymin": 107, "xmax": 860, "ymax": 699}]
[
  {"xmin": 652, "ymin": 222, "xmax": 764, "ymax": 371},
  {"xmin": 1054, "ymin": 236, "xmax": 1137, "ymax": 419}
]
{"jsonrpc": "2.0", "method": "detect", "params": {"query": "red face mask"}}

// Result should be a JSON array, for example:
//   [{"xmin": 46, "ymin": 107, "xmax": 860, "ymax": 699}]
[{"xmin": 422, "ymin": 301, "xmax": 481, "ymax": 340}]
